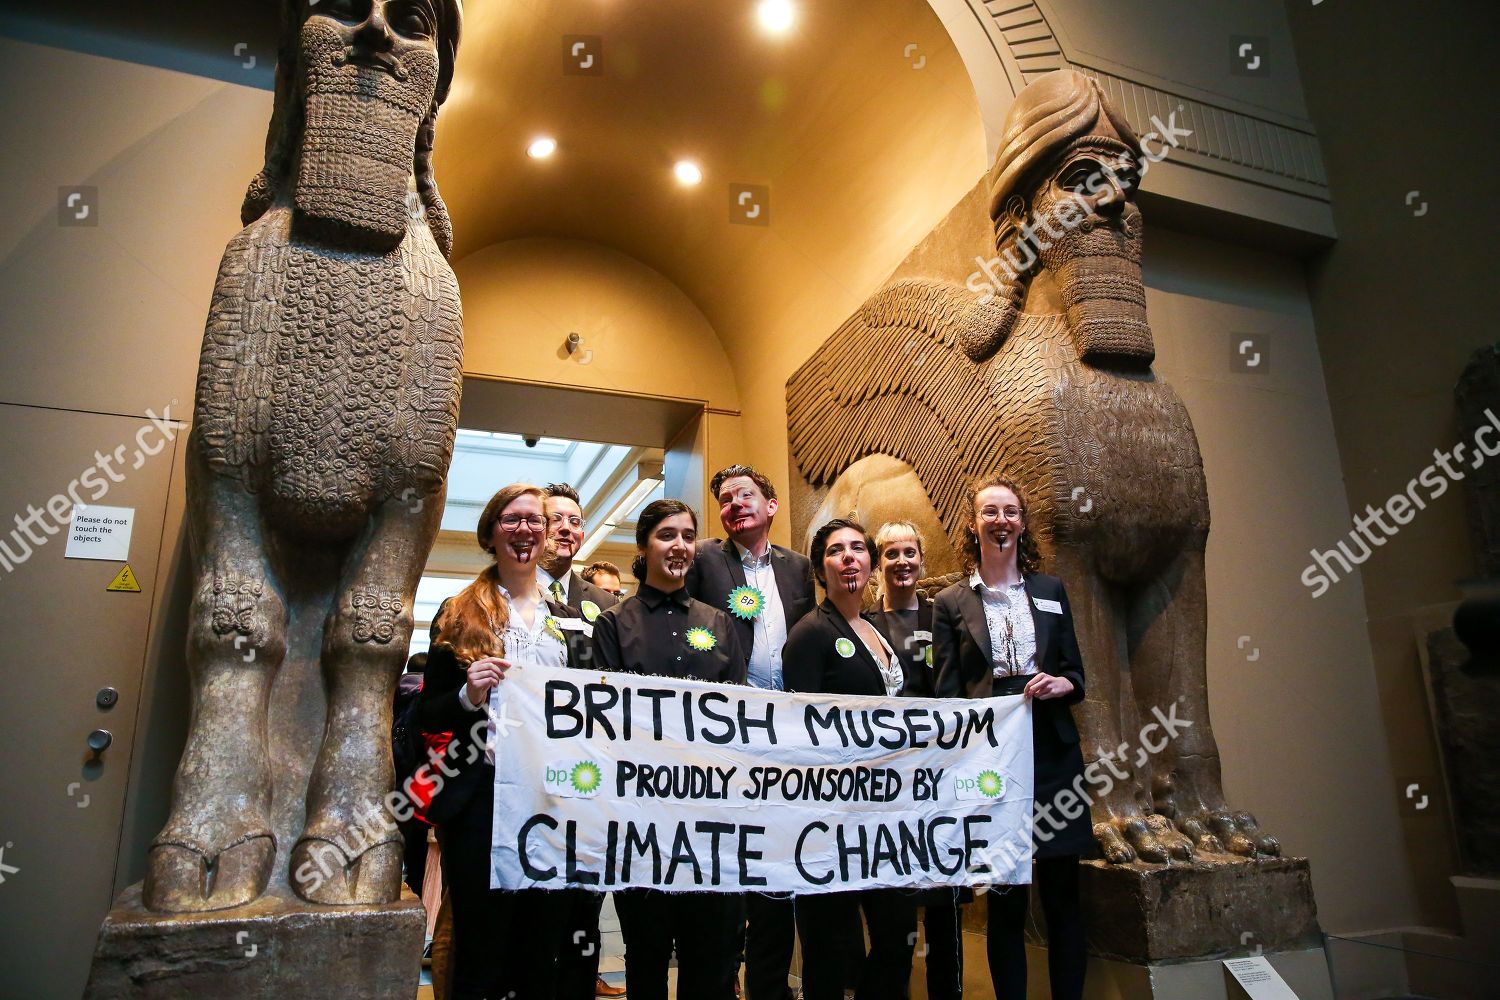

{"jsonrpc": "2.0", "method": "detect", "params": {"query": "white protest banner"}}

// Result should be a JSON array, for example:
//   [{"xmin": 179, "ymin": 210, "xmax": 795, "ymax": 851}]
[{"xmin": 490, "ymin": 662, "xmax": 1034, "ymax": 894}]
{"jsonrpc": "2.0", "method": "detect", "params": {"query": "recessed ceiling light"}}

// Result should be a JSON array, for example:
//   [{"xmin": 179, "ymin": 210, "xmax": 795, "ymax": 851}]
[
  {"xmin": 674, "ymin": 160, "xmax": 703, "ymax": 186},
  {"xmin": 757, "ymin": 0, "xmax": 794, "ymax": 33},
  {"xmin": 527, "ymin": 136, "xmax": 558, "ymax": 159}
]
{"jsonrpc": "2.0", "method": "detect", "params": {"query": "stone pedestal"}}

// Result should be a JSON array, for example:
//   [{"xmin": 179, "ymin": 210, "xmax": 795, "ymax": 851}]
[
  {"xmin": 1078, "ymin": 856, "xmax": 1322, "ymax": 963},
  {"xmin": 84, "ymin": 884, "xmax": 425, "ymax": 999}
]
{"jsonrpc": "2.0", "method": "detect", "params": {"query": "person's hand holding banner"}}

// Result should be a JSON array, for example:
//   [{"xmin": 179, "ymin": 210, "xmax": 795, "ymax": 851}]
[
  {"xmin": 465, "ymin": 656, "xmax": 512, "ymax": 706},
  {"xmin": 1022, "ymin": 672, "xmax": 1074, "ymax": 700},
  {"xmin": 489, "ymin": 663, "xmax": 1035, "ymax": 895}
]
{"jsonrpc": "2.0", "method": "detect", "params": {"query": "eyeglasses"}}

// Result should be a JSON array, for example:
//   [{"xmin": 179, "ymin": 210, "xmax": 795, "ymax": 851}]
[
  {"xmin": 498, "ymin": 514, "xmax": 546, "ymax": 530},
  {"xmin": 978, "ymin": 506, "xmax": 1023, "ymax": 523},
  {"xmin": 548, "ymin": 514, "xmax": 585, "ymax": 530}
]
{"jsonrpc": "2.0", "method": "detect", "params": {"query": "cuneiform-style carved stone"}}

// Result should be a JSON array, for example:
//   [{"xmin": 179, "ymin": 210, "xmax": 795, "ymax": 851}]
[{"xmin": 350, "ymin": 590, "xmax": 402, "ymax": 645}]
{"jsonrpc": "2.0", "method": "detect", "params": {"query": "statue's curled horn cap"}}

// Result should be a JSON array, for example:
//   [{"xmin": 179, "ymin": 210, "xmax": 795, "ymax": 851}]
[{"xmin": 986, "ymin": 69, "xmax": 1139, "ymax": 221}]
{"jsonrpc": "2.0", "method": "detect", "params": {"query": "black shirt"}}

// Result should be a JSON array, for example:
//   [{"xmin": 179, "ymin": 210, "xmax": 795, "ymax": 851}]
[
  {"xmin": 870, "ymin": 599, "xmax": 937, "ymax": 697},
  {"xmin": 591, "ymin": 582, "xmax": 749, "ymax": 684}
]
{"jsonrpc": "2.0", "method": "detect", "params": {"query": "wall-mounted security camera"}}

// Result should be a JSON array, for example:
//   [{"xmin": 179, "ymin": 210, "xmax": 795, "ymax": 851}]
[{"xmin": 523, "ymin": 435, "xmax": 540, "ymax": 448}]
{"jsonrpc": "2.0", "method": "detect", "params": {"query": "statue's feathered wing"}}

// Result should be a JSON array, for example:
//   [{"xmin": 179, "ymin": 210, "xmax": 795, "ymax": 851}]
[{"xmin": 787, "ymin": 278, "xmax": 1032, "ymax": 550}]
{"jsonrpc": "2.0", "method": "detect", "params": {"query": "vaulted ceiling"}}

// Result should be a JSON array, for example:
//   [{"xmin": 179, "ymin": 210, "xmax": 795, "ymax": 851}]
[{"xmin": 434, "ymin": 0, "xmax": 988, "ymax": 377}]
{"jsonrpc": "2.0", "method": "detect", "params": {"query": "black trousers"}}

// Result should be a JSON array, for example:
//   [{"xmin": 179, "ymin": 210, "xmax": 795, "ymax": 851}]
[
  {"xmin": 614, "ymin": 888, "xmax": 740, "ymax": 1000},
  {"xmin": 435, "ymin": 784, "xmax": 571, "ymax": 999},
  {"xmin": 744, "ymin": 891, "xmax": 797, "ymax": 1000},
  {"xmin": 794, "ymin": 889, "xmax": 916, "ymax": 1000},
  {"xmin": 400, "ymin": 817, "xmax": 430, "ymax": 899},
  {"xmin": 987, "ymin": 856, "xmax": 1086, "ymax": 1000},
  {"xmin": 557, "ymin": 891, "xmax": 606, "ymax": 999},
  {"xmin": 919, "ymin": 897, "xmax": 965, "ymax": 1000}
]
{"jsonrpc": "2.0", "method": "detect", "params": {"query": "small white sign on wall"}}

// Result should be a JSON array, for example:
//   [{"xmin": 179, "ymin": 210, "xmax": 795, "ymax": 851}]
[
  {"xmin": 65, "ymin": 504, "xmax": 135, "ymax": 562},
  {"xmin": 1223, "ymin": 956, "xmax": 1300, "ymax": 1000}
]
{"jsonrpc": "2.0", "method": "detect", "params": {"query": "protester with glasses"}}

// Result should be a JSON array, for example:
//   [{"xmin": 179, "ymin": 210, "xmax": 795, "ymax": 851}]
[
  {"xmin": 537, "ymin": 483, "xmax": 625, "ymax": 1000},
  {"xmin": 932, "ymin": 474, "xmax": 1090, "ymax": 1000},
  {"xmin": 418, "ymin": 483, "xmax": 592, "ymax": 998}
]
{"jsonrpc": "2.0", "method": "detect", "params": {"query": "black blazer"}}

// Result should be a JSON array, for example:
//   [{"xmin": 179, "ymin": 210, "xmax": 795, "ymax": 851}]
[
  {"xmin": 417, "ymin": 596, "xmax": 589, "ymax": 826},
  {"xmin": 783, "ymin": 600, "xmax": 910, "ymax": 698},
  {"xmin": 686, "ymin": 537, "xmax": 817, "ymax": 656},
  {"xmin": 931, "ymin": 572, "xmax": 1091, "ymax": 858},
  {"xmin": 565, "ymin": 570, "xmax": 619, "ymax": 616},
  {"xmin": 871, "ymin": 596, "xmax": 938, "ymax": 698}
]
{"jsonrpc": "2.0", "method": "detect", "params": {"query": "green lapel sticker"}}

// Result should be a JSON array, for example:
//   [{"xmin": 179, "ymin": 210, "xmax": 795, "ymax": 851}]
[
  {"xmin": 835, "ymin": 637, "xmax": 856, "ymax": 658},
  {"xmin": 686, "ymin": 626, "xmax": 717, "ymax": 652},
  {"xmin": 543, "ymin": 616, "xmax": 566, "ymax": 643},
  {"xmin": 581, "ymin": 600, "xmax": 601, "ymax": 622},
  {"xmin": 727, "ymin": 585, "xmax": 765, "ymax": 621}
]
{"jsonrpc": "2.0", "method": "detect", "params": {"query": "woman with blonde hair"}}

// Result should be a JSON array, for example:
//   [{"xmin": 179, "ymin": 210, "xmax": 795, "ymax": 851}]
[
  {"xmin": 418, "ymin": 482, "xmax": 590, "ymax": 999},
  {"xmin": 870, "ymin": 520, "xmax": 968, "ymax": 1000}
]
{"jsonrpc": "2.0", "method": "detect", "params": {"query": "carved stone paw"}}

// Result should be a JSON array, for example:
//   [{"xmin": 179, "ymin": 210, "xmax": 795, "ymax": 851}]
[
  {"xmin": 290, "ymin": 836, "xmax": 403, "ymax": 905},
  {"xmin": 143, "ymin": 833, "xmax": 275, "ymax": 913},
  {"xmin": 1092, "ymin": 813, "xmax": 1187, "ymax": 865},
  {"xmin": 1143, "ymin": 813, "xmax": 1195, "ymax": 860},
  {"xmin": 1176, "ymin": 808, "xmax": 1280, "ymax": 858}
]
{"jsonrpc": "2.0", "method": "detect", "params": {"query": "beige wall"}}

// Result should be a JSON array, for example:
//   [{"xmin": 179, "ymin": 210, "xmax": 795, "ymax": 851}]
[
  {"xmin": 455, "ymin": 237, "xmax": 741, "ymax": 413},
  {"xmin": 1286, "ymin": 0, "xmax": 1499, "ymax": 932},
  {"xmin": 0, "ymin": 40, "xmax": 265, "ymax": 913}
]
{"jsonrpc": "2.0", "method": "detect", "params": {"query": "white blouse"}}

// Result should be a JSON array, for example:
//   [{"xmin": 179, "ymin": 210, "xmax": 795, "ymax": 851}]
[
  {"xmin": 856, "ymin": 624, "xmax": 905, "ymax": 696},
  {"xmin": 971, "ymin": 573, "xmax": 1037, "ymax": 678},
  {"xmin": 458, "ymin": 582, "xmax": 568, "ymax": 763}
]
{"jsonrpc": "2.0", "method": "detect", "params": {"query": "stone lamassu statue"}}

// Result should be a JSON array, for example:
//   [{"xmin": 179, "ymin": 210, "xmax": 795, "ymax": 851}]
[
  {"xmin": 145, "ymin": 0, "xmax": 464, "ymax": 912},
  {"xmin": 788, "ymin": 69, "xmax": 1279, "ymax": 866}
]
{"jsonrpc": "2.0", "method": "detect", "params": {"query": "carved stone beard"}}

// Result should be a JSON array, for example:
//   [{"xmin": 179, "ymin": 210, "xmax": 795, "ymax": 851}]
[
  {"xmin": 294, "ymin": 19, "xmax": 439, "ymax": 250},
  {"xmin": 1037, "ymin": 204, "xmax": 1155, "ymax": 365}
]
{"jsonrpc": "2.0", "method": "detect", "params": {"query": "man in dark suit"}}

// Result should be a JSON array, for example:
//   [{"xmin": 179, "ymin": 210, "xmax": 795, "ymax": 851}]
[
  {"xmin": 540, "ymin": 483, "xmax": 625, "ymax": 1000},
  {"xmin": 541, "ymin": 483, "xmax": 621, "ymax": 624},
  {"xmin": 686, "ymin": 465, "xmax": 816, "ymax": 1000}
]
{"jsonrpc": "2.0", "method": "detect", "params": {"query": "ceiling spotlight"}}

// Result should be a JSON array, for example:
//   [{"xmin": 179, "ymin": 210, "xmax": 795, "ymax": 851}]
[
  {"xmin": 527, "ymin": 136, "xmax": 558, "ymax": 159},
  {"xmin": 757, "ymin": 0, "xmax": 794, "ymax": 33},
  {"xmin": 674, "ymin": 160, "xmax": 703, "ymax": 186}
]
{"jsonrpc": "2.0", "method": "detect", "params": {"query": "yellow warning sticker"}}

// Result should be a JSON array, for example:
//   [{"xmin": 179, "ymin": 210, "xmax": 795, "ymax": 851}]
[{"xmin": 106, "ymin": 565, "xmax": 141, "ymax": 592}]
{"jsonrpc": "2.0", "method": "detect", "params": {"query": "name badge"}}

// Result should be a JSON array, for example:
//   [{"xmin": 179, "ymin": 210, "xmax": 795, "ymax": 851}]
[
  {"xmin": 553, "ymin": 617, "xmax": 594, "ymax": 637},
  {"xmin": 912, "ymin": 629, "xmax": 933, "ymax": 643},
  {"xmin": 1032, "ymin": 597, "xmax": 1063, "ymax": 615}
]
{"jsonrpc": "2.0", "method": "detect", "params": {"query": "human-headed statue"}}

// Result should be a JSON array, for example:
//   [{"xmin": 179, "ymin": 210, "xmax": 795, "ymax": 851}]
[
  {"xmin": 790, "ymin": 69, "xmax": 1280, "ymax": 864},
  {"xmin": 144, "ymin": 0, "xmax": 465, "ymax": 912}
]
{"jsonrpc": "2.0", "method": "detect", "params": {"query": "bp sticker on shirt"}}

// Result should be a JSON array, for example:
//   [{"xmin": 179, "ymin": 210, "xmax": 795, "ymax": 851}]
[
  {"xmin": 835, "ymin": 637, "xmax": 856, "ymax": 658},
  {"xmin": 581, "ymin": 599, "xmax": 601, "ymax": 622},
  {"xmin": 727, "ymin": 585, "xmax": 765, "ymax": 621}
]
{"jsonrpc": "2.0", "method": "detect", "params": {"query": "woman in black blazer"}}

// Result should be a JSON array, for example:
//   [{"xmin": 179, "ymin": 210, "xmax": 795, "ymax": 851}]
[
  {"xmin": 932, "ymin": 475, "xmax": 1089, "ymax": 1000},
  {"xmin": 869, "ymin": 520, "xmax": 967, "ymax": 1000},
  {"xmin": 783, "ymin": 518, "xmax": 918, "ymax": 1000},
  {"xmin": 418, "ymin": 483, "xmax": 592, "ymax": 999}
]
